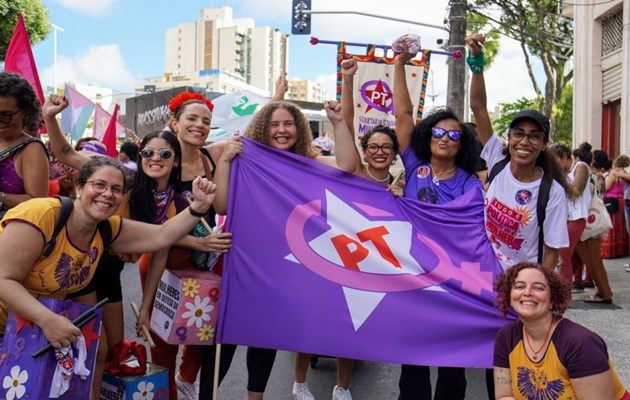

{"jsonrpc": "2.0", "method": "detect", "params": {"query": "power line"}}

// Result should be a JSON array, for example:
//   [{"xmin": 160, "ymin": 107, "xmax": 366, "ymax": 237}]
[{"xmin": 561, "ymin": 0, "xmax": 618, "ymax": 6}]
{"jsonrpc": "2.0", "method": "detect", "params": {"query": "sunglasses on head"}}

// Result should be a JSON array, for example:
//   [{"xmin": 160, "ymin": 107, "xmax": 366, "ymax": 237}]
[
  {"xmin": 140, "ymin": 148, "xmax": 174, "ymax": 160},
  {"xmin": 432, "ymin": 127, "xmax": 462, "ymax": 142}
]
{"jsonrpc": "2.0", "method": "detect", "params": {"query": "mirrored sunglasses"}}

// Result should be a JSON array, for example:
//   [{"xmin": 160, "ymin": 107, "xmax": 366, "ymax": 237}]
[{"xmin": 432, "ymin": 127, "xmax": 462, "ymax": 142}]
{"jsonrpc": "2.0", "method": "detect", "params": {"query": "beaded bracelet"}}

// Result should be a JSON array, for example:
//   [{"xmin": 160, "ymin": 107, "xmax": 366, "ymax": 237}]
[{"xmin": 466, "ymin": 49, "xmax": 486, "ymax": 74}]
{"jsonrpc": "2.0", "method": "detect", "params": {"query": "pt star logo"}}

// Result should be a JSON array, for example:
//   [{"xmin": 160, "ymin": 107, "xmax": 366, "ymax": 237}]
[{"xmin": 360, "ymin": 79, "xmax": 394, "ymax": 113}]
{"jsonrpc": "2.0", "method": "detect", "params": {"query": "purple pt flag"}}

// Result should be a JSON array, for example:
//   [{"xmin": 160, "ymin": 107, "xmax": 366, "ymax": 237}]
[{"xmin": 217, "ymin": 138, "xmax": 511, "ymax": 368}]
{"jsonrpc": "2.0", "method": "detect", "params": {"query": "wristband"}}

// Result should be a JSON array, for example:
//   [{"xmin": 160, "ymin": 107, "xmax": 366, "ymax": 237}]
[
  {"xmin": 188, "ymin": 205, "xmax": 206, "ymax": 218},
  {"xmin": 466, "ymin": 49, "xmax": 486, "ymax": 74}
]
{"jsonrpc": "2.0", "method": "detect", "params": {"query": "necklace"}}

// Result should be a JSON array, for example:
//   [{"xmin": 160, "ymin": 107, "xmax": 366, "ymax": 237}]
[
  {"xmin": 523, "ymin": 318, "xmax": 555, "ymax": 360},
  {"xmin": 366, "ymin": 166, "xmax": 390, "ymax": 183},
  {"xmin": 430, "ymin": 164, "xmax": 456, "ymax": 186}
]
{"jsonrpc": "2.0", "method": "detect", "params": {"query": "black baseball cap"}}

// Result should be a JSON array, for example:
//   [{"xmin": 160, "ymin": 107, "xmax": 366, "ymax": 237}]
[{"xmin": 510, "ymin": 110, "xmax": 550, "ymax": 136}]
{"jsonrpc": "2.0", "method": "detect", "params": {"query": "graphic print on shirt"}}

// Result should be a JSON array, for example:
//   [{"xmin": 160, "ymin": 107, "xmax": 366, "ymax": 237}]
[
  {"xmin": 54, "ymin": 250, "xmax": 97, "ymax": 290},
  {"xmin": 517, "ymin": 366, "xmax": 565, "ymax": 399},
  {"xmin": 485, "ymin": 191, "xmax": 533, "ymax": 254}
]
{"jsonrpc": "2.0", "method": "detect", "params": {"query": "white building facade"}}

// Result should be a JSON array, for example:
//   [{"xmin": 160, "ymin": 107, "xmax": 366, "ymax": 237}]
[
  {"xmin": 566, "ymin": 0, "xmax": 629, "ymax": 156},
  {"xmin": 165, "ymin": 6, "xmax": 288, "ymax": 97}
]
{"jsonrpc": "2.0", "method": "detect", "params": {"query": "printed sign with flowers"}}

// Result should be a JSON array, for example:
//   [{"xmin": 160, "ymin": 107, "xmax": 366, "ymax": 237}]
[{"xmin": 150, "ymin": 268, "xmax": 221, "ymax": 345}]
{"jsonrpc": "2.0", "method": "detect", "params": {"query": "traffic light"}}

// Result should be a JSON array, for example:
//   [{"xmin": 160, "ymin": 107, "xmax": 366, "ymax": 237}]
[{"xmin": 291, "ymin": 0, "xmax": 311, "ymax": 35}]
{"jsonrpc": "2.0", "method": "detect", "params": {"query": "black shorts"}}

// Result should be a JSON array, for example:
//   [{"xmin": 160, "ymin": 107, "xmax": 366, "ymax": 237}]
[{"xmin": 68, "ymin": 255, "xmax": 125, "ymax": 302}]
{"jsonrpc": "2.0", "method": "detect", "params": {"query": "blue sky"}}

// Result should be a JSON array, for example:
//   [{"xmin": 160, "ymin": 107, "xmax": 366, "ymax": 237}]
[{"xmin": 30, "ymin": 0, "xmax": 539, "ymax": 110}]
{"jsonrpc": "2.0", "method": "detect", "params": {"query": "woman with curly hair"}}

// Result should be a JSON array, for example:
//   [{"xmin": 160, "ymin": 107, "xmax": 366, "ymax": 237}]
[
  {"xmin": 394, "ymin": 46, "xmax": 483, "ymax": 210},
  {"xmin": 214, "ymin": 96, "xmax": 356, "ymax": 400},
  {"xmin": 393, "ymin": 40, "xmax": 484, "ymax": 400},
  {"xmin": 0, "ymin": 71, "xmax": 49, "ymax": 217},
  {"xmin": 493, "ymin": 262, "xmax": 629, "ymax": 400}
]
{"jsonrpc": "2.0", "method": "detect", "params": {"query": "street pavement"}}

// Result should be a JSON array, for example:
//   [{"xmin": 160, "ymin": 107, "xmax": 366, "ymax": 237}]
[{"xmin": 121, "ymin": 257, "xmax": 630, "ymax": 399}]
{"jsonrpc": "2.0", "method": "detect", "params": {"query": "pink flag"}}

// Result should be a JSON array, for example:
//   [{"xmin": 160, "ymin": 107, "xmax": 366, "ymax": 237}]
[
  {"xmin": 101, "ymin": 105, "xmax": 119, "ymax": 158},
  {"xmin": 94, "ymin": 104, "xmax": 127, "ymax": 141},
  {"xmin": 4, "ymin": 13, "xmax": 47, "ymax": 134}
]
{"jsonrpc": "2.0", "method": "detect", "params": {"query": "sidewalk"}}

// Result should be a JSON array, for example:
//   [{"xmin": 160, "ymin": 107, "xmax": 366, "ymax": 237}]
[{"xmin": 566, "ymin": 256, "xmax": 630, "ymax": 384}]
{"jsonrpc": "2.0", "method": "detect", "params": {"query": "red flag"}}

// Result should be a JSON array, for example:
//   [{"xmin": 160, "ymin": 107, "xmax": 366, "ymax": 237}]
[
  {"xmin": 4, "ymin": 13, "xmax": 47, "ymax": 134},
  {"xmin": 102, "ymin": 104, "xmax": 119, "ymax": 158}
]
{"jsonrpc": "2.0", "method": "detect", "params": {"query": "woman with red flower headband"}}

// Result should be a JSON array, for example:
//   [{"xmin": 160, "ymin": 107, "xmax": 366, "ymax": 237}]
[{"xmin": 165, "ymin": 84, "xmax": 292, "ymax": 399}]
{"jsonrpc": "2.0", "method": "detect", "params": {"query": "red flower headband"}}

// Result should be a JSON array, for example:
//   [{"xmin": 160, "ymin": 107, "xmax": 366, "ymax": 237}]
[{"xmin": 168, "ymin": 92, "xmax": 215, "ymax": 113}]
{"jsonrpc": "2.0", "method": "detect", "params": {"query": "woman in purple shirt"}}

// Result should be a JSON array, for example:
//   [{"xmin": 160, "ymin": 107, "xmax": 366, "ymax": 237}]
[
  {"xmin": 0, "ymin": 72, "xmax": 49, "ymax": 216},
  {"xmin": 393, "ymin": 42, "xmax": 484, "ymax": 400}
]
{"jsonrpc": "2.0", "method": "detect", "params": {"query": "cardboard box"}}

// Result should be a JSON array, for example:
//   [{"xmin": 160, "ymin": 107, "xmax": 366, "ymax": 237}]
[
  {"xmin": 100, "ymin": 361, "xmax": 168, "ymax": 400},
  {"xmin": 0, "ymin": 299, "xmax": 102, "ymax": 400},
  {"xmin": 150, "ymin": 268, "xmax": 221, "ymax": 345}
]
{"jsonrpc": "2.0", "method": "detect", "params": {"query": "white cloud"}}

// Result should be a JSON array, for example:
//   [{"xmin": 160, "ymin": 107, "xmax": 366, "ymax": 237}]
[
  {"xmin": 51, "ymin": 0, "xmax": 119, "ymax": 17},
  {"xmin": 40, "ymin": 44, "xmax": 136, "ymax": 91}
]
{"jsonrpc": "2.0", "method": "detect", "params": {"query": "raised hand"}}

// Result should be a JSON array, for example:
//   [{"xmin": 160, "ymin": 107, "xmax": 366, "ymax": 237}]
[
  {"xmin": 340, "ymin": 59, "xmax": 358, "ymax": 82},
  {"xmin": 324, "ymin": 100, "xmax": 344, "ymax": 124},
  {"xmin": 42, "ymin": 94, "xmax": 70, "ymax": 118},
  {"xmin": 465, "ymin": 33, "xmax": 485, "ymax": 57}
]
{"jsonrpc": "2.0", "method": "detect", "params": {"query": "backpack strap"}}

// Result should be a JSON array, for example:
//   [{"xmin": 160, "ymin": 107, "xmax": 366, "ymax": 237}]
[
  {"xmin": 42, "ymin": 196, "xmax": 73, "ymax": 257},
  {"xmin": 536, "ymin": 176, "xmax": 552, "ymax": 264},
  {"xmin": 97, "ymin": 219, "xmax": 113, "ymax": 263},
  {"xmin": 487, "ymin": 158, "xmax": 510, "ymax": 185}
]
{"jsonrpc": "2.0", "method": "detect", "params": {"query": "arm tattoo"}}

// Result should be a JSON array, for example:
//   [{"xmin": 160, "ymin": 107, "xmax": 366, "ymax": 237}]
[
  {"xmin": 61, "ymin": 144, "xmax": 72, "ymax": 154},
  {"xmin": 573, "ymin": 164, "xmax": 590, "ymax": 194},
  {"xmin": 494, "ymin": 367, "xmax": 512, "ymax": 385}
]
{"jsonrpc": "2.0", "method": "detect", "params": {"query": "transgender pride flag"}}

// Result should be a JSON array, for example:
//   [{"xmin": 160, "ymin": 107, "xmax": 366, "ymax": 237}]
[
  {"xmin": 61, "ymin": 85, "xmax": 95, "ymax": 141},
  {"xmin": 217, "ymin": 138, "xmax": 513, "ymax": 368}
]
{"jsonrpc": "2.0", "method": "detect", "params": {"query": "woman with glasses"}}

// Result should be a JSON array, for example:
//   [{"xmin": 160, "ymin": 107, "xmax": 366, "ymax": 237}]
[
  {"xmin": 0, "ymin": 72, "xmax": 49, "ymax": 217},
  {"xmin": 467, "ymin": 33, "xmax": 571, "ymax": 400},
  {"xmin": 0, "ymin": 151, "xmax": 216, "ymax": 400},
  {"xmin": 393, "ymin": 42, "xmax": 484, "ymax": 400},
  {"xmin": 42, "ymin": 94, "xmax": 213, "ymax": 399},
  {"xmin": 467, "ymin": 34, "xmax": 570, "ymax": 272}
]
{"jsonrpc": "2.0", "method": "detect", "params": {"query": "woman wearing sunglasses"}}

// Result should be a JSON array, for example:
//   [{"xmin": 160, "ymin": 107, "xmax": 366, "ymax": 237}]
[
  {"xmin": 0, "ymin": 72, "xmax": 49, "ymax": 218},
  {"xmin": 393, "ymin": 41, "xmax": 484, "ymax": 400},
  {"xmin": 42, "ymin": 94, "xmax": 206, "ymax": 399}
]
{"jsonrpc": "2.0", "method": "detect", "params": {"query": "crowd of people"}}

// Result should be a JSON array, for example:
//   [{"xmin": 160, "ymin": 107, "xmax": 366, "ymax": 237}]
[{"xmin": 0, "ymin": 30, "xmax": 629, "ymax": 400}]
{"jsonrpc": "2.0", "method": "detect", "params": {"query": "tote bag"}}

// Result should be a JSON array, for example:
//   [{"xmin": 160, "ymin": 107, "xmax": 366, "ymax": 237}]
[{"xmin": 581, "ymin": 173, "xmax": 613, "ymax": 241}]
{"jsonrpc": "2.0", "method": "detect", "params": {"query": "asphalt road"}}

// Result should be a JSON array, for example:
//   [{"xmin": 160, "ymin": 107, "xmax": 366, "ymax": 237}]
[{"xmin": 121, "ymin": 257, "xmax": 630, "ymax": 399}]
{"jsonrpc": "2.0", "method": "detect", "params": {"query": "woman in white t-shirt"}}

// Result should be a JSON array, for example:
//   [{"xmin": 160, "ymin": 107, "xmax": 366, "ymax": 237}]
[
  {"xmin": 467, "ymin": 32, "xmax": 572, "ymax": 400},
  {"xmin": 467, "ymin": 34, "xmax": 570, "ymax": 272},
  {"xmin": 549, "ymin": 143, "xmax": 591, "ymax": 288}
]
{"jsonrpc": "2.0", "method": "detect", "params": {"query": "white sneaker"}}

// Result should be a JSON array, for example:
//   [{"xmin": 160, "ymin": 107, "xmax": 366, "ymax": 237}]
[
  {"xmin": 332, "ymin": 385, "xmax": 353, "ymax": 400},
  {"xmin": 293, "ymin": 382, "xmax": 315, "ymax": 400},
  {"xmin": 175, "ymin": 373, "xmax": 199, "ymax": 400}
]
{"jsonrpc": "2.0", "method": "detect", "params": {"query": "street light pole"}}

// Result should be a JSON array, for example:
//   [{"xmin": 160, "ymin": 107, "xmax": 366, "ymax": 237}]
[
  {"xmin": 446, "ymin": 0, "xmax": 467, "ymax": 119},
  {"xmin": 49, "ymin": 22, "xmax": 65, "ymax": 94}
]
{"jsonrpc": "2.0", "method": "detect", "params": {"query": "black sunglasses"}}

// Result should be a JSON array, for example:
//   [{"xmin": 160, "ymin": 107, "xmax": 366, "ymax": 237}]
[
  {"xmin": 0, "ymin": 110, "xmax": 21, "ymax": 125},
  {"xmin": 140, "ymin": 148, "xmax": 174, "ymax": 160},
  {"xmin": 432, "ymin": 127, "xmax": 462, "ymax": 142}
]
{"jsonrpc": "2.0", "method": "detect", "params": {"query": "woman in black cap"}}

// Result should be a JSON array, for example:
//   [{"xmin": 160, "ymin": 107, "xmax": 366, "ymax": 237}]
[{"xmin": 467, "ymin": 33, "xmax": 570, "ymax": 272}]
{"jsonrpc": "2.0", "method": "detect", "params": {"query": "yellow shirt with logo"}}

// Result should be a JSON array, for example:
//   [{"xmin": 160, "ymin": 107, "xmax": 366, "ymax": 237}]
[{"xmin": 0, "ymin": 197, "xmax": 122, "ymax": 333}]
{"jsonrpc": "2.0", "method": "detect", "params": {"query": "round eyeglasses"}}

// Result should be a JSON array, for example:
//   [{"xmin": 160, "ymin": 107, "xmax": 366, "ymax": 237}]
[
  {"xmin": 365, "ymin": 143, "xmax": 395, "ymax": 155},
  {"xmin": 140, "ymin": 148, "xmax": 174, "ymax": 160}
]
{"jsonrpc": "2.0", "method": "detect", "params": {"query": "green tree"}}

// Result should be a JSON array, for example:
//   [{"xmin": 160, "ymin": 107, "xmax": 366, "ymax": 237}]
[
  {"xmin": 0, "ymin": 0, "xmax": 50, "ymax": 60},
  {"xmin": 468, "ymin": 0, "xmax": 573, "ymax": 142},
  {"xmin": 466, "ymin": 12, "xmax": 501, "ymax": 69},
  {"xmin": 491, "ymin": 97, "xmax": 538, "ymax": 138},
  {"xmin": 553, "ymin": 83, "xmax": 573, "ymax": 144}
]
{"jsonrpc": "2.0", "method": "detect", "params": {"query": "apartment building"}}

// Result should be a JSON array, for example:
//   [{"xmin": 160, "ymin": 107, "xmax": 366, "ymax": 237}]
[{"xmin": 165, "ymin": 6, "xmax": 289, "ymax": 97}]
